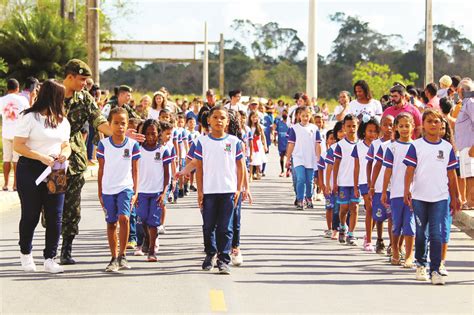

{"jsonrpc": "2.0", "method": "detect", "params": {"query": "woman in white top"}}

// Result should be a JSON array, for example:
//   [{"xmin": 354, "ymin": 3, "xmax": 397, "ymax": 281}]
[
  {"xmin": 334, "ymin": 91, "xmax": 351, "ymax": 122},
  {"xmin": 347, "ymin": 80, "xmax": 383, "ymax": 121},
  {"xmin": 147, "ymin": 91, "xmax": 167, "ymax": 120},
  {"xmin": 14, "ymin": 80, "xmax": 71, "ymax": 274}
]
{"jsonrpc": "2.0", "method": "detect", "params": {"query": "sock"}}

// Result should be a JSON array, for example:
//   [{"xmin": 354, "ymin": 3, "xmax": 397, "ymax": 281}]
[
  {"xmin": 348, "ymin": 231, "xmax": 353, "ymax": 237},
  {"xmin": 262, "ymin": 163, "xmax": 266, "ymax": 173},
  {"xmin": 280, "ymin": 158, "xmax": 284, "ymax": 173}
]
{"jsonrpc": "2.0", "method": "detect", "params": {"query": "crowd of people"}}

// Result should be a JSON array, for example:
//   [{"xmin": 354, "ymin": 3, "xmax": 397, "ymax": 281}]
[{"xmin": 1, "ymin": 58, "xmax": 473, "ymax": 284}]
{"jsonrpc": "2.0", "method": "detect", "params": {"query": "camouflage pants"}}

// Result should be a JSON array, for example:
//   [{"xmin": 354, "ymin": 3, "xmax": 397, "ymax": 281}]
[{"xmin": 61, "ymin": 173, "xmax": 85, "ymax": 237}]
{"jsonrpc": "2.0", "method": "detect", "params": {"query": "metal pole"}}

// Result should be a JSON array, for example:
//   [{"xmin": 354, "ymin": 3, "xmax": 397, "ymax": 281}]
[
  {"xmin": 203, "ymin": 22, "xmax": 209, "ymax": 98},
  {"xmin": 60, "ymin": 0, "xmax": 68, "ymax": 19},
  {"xmin": 87, "ymin": 0, "xmax": 100, "ymax": 84},
  {"xmin": 219, "ymin": 33, "xmax": 225, "ymax": 98},
  {"xmin": 306, "ymin": 0, "xmax": 318, "ymax": 98},
  {"xmin": 425, "ymin": 0, "xmax": 434, "ymax": 85}
]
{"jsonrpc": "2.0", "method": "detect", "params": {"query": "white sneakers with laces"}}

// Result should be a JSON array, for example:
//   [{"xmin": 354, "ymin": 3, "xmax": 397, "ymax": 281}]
[
  {"xmin": 431, "ymin": 271, "xmax": 446, "ymax": 285},
  {"xmin": 416, "ymin": 266, "xmax": 429, "ymax": 281},
  {"xmin": 20, "ymin": 253, "xmax": 36, "ymax": 272},
  {"xmin": 231, "ymin": 249, "xmax": 243, "ymax": 266},
  {"xmin": 44, "ymin": 258, "xmax": 64, "ymax": 273}
]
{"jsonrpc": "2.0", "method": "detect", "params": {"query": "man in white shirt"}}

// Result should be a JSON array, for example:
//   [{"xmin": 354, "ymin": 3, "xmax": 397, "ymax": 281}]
[
  {"xmin": 0, "ymin": 78, "xmax": 30, "ymax": 191},
  {"xmin": 225, "ymin": 90, "xmax": 247, "ymax": 112},
  {"xmin": 287, "ymin": 92, "xmax": 305, "ymax": 127}
]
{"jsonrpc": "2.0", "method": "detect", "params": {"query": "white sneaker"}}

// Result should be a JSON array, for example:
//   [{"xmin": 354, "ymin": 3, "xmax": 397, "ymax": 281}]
[
  {"xmin": 231, "ymin": 250, "xmax": 243, "ymax": 266},
  {"xmin": 416, "ymin": 266, "xmax": 429, "ymax": 281},
  {"xmin": 20, "ymin": 253, "xmax": 36, "ymax": 272},
  {"xmin": 44, "ymin": 258, "xmax": 64, "ymax": 273},
  {"xmin": 439, "ymin": 262, "xmax": 449, "ymax": 276},
  {"xmin": 158, "ymin": 225, "xmax": 166, "ymax": 235},
  {"xmin": 431, "ymin": 271, "xmax": 446, "ymax": 285}
]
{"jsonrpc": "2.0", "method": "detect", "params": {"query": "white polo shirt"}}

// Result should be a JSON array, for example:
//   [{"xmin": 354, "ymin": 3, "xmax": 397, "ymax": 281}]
[
  {"xmin": 351, "ymin": 140, "xmax": 371, "ymax": 185},
  {"xmin": 334, "ymin": 138, "xmax": 358, "ymax": 187},
  {"xmin": 138, "ymin": 144, "xmax": 172, "ymax": 193},
  {"xmin": 287, "ymin": 123, "xmax": 321, "ymax": 169},
  {"xmin": 383, "ymin": 140, "xmax": 412, "ymax": 198}
]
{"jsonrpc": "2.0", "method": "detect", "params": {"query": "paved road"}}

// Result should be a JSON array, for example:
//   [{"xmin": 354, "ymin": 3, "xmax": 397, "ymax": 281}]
[{"xmin": 1, "ymin": 150, "xmax": 473, "ymax": 314}]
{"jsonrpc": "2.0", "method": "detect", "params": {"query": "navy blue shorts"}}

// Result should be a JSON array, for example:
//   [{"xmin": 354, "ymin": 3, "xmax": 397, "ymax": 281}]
[
  {"xmin": 359, "ymin": 184, "xmax": 369, "ymax": 196},
  {"xmin": 337, "ymin": 186, "xmax": 361, "ymax": 205},
  {"xmin": 325, "ymin": 193, "xmax": 335, "ymax": 210},
  {"xmin": 102, "ymin": 188, "xmax": 134, "ymax": 223},
  {"xmin": 137, "ymin": 192, "xmax": 162, "ymax": 227},
  {"xmin": 372, "ymin": 192, "xmax": 391, "ymax": 222},
  {"xmin": 390, "ymin": 197, "xmax": 415, "ymax": 236}
]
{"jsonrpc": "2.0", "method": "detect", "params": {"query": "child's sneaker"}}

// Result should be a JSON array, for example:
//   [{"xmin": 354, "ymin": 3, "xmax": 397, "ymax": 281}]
[
  {"xmin": 331, "ymin": 230, "xmax": 338, "ymax": 240},
  {"xmin": 20, "ymin": 253, "xmax": 36, "ymax": 272},
  {"xmin": 296, "ymin": 200, "xmax": 304, "ymax": 210},
  {"xmin": 364, "ymin": 243, "xmax": 375, "ymax": 253},
  {"xmin": 346, "ymin": 235, "xmax": 358, "ymax": 246},
  {"xmin": 323, "ymin": 230, "xmax": 332, "ymax": 238},
  {"xmin": 44, "ymin": 258, "xmax": 64, "ymax": 274},
  {"xmin": 416, "ymin": 266, "xmax": 429, "ymax": 281},
  {"xmin": 305, "ymin": 198, "xmax": 314, "ymax": 209},
  {"xmin": 375, "ymin": 239, "xmax": 386, "ymax": 255},
  {"xmin": 105, "ymin": 258, "xmax": 119, "ymax": 272},
  {"xmin": 158, "ymin": 225, "xmax": 166, "ymax": 234},
  {"xmin": 189, "ymin": 185, "xmax": 197, "ymax": 192},
  {"xmin": 386, "ymin": 245, "xmax": 392, "ymax": 257},
  {"xmin": 134, "ymin": 246, "xmax": 145, "ymax": 256},
  {"xmin": 338, "ymin": 230, "xmax": 346, "ymax": 244},
  {"xmin": 231, "ymin": 249, "xmax": 243, "ymax": 266},
  {"xmin": 126, "ymin": 241, "xmax": 137, "ymax": 249},
  {"xmin": 439, "ymin": 262, "xmax": 449, "ymax": 276},
  {"xmin": 202, "ymin": 254, "xmax": 217, "ymax": 271},
  {"xmin": 217, "ymin": 261, "xmax": 231, "ymax": 275},
  {"xmin": 431, "ymin": 271, "xmax": 446, "ymax": 285},
  {"xmin": 118, "ymin": 255, "xmax": 131, "ymax": 270}
]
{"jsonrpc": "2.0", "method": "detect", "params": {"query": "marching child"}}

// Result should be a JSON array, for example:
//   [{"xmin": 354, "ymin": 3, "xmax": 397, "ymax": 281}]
[
  {"xmin": 286, "ymin": 106, "xmax": 322, "ymax": 210},
  {"xmin": 127, "ymin": 118, "xmax": 142, "ymax": 250},
  {"xmin": 186, "ymin": 116, "xmax": 200, "ymax": 192},
  {"xmin": 333, "ymin": 114, "xmax": 359, "ymax": 245},
  {"xmin": 403, "ymin": 109, "xmax": 460, "ymax": 285},
  {"xmin": 136, "ymin": 119, "xmax": 172, "ymax": 262},
  {"xmin": 97, "ymin": 107, "xmax": 140, "ymax": 272},
  {"xmin": 352, "ymin": 117, "xmax": 379, "ymax": 252},
  {"xmin": 317, "ymin": 130, "xmax": 336, "ymax": 237},
  {"xmin": 366, "ymin": 115, "xmax": 394, "ymax": 254},
  {"xmin": 195, "ymin": 105, "xmax": 245, "ymax": 274},
  {"xmin": 177, "ymin": 114, "xmax": 188, "ymax": 198},
  {"xmin": 274, "ymin": 109, "xmax": 290, "ymax": 177},
  {"xmin": 248, "ymin": 111, "xmax": 267, "ymax": 180},
  {"xmin": 381, "ymin": 113, "xmax": 415, "ymax": 267}
]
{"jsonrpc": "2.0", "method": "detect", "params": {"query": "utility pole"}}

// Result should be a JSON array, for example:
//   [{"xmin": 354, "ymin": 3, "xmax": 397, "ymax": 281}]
[
  {"xmin": 306, "ymin": 0, "xmax": 318, "ymax": 99},
  {"xmin": 202, "ymin": 22, "xmax": 209, "ymax": 98},
  {"xmin": 87, "ymin": 0, "xmax": 100, "ymax": 84},
  {"xmin": 219, "ymin": 33, "xmax": 225, "ymax": 98},
  {"xmin": 60, "ymin": 0, "xmax": 68, "ymax": 19},
  {"xmin": 425, "ymin": 0, "xmax": 434, "ymax": 85}
]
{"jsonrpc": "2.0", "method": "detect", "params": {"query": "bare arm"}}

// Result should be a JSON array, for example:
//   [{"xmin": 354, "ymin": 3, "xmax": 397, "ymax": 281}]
[
  {"xmin": 98, "ymin": 158, "xmax": 104, "ymax": 208},
  {"xmin": 404, "ymin": 166, "xmax": 415, "ymax": 207},
  {"xmin": 332, "ymin": 158, "xmax": 341, "ymax": 194},
  {"xmin": 131, "ymin": 159, "xmax": 139, "ymax": 206},
  {"xmin": 196, "ymin": 159, "xmax": 204, "ymax": 209},
  {"xmin": 285, "ymin": 142, "xmax": 295, "ymax": 168},
  {"xmin": 369, "ymin": 160, "xmax": 382, "ymax": 199},
  {"xmin": 381, "ymin": 167, "xmax": 392, "ymax": 205},
  {"xmin": 447, "ymin": 169, "xmax": 461, "ymax": 214},
  {"xmin": 325, "ymin": 164, "xmax": 333, "ymax": 195},
  {"xmin": 13, "ymin": 136, "xmax": 55, "ymax": 167},
  {"xmin": 353, "ymin": 157, "xmax": 360, "ymax": 197}
]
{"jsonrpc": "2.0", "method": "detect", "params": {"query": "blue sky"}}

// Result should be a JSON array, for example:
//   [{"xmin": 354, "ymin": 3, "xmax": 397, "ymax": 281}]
[{"xmin": 100, "ymin": 0, "xmax": 473, "ymax": 70}]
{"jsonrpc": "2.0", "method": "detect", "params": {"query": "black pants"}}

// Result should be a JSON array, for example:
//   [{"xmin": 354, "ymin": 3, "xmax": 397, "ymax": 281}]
[{"xmin": 17, "ymin": 157, "xmax": 65, "ymax": 259}]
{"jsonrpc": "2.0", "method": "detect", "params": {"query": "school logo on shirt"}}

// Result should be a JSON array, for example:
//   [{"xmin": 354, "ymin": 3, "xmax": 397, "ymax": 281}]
[
  {"xmin": 123, "ymin": 149, "xmax": 130, "ymax": 158},
  {"xmin": 376, "ymin": 208, "xmax": 383, "ymax": 218},
  {"xmin": 155, "ymin": 152, "xmax": 161, "ymax": 161},
  {"xmin": 437, "ymin": 150, "xmax": 444, "ymax": 161},
  {"xmin": 224, "ymin": 143, "xmax": 232, "ymax": 153}
]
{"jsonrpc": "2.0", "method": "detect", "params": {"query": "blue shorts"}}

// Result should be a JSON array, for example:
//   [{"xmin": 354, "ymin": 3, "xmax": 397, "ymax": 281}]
[
  {"xmin": 314, "ymin": 170, "xmax": 318, "ymax": 179},
  {"xmin": 372, "ymin": 192, "xmax": 391, "ymax": 222},
  {"xmin": 279, "ymin": 150, "xmax": 286, "ymax": 157},
  {"xmin": 337, "ymin": 186, "xmax": 361, "ymax": 205},
  {"xmin": 180, "ymin": 158, "xmax": 186, "ymax": 171},
  {"xmin": 390, "ymin": 197, "xmax": 415, "ymax": 236},
  {"xmin": 442, "ymin": 198, "xmax": 452, "ymax": 243},
  {"xmin": 359, "ymin": 184, "xmax": 369, "ymax": 196},
  {"xmin": 325, "ymin": 193, "xmax": 335, "ymax": 210},
  {"xmin": 137, "ymin": 192, "xmax": 162, "ymax": 227},
  {"xmin": 102, "ymin": 188, "xmax": 134, "ymax": 223}
]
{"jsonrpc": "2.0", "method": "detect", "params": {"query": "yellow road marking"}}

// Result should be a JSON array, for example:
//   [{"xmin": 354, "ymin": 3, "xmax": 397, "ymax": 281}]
[{"xmin": 209, "ymin": 289, "xmax": 227, "ymax": 312}]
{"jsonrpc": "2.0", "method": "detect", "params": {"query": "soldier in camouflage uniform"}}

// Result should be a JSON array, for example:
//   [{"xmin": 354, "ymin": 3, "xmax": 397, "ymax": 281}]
[
  {"xmin": 60, "ymin": 60, "xmax": 110, "ymax": 265},
  {"xmin": 101, "ymin": 85, "xmax": 140, "ymax": 120}
]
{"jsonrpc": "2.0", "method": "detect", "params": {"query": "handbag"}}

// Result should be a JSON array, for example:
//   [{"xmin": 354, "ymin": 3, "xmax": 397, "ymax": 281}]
[{"xmin": 46, "ymin": 162, "xmax": 67, "ymax": 194}]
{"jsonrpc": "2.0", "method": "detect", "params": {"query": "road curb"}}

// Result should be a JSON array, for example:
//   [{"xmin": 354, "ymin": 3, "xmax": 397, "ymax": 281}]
[{"xmin": 0, "ymin": 165, "xmax": 98, "ymax": 214}]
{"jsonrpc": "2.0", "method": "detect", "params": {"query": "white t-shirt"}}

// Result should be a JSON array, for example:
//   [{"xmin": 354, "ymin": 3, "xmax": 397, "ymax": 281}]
[
  {"xmin": 15, "ymin": 112, "xmax": 70, "ymax": 156},
  {"xmin": 383, "ymin": 140, "xmax": 412, "ymax": 199},
  {"xmin": 147, "ymin": 108, "xmax": 160, "ymax": 120},
  {"xmin": 403, "ymin": 138, "xmax": 457, "ymax": 202},
  {"xmin": 374, "ymin": 140, "xmax": 391, "ymax": 193},
  {"xmin": 287, "ymin": 123, "xmax": 321, "ymax": 169},
  {"xmin": 287, "ymin": 104, "xmax": 299, "ymax": 127},
  {"xmin": 0, "ymin": 93, "xmax": 30, "ymax": 140},
  {"xmin": 97, "ymin": 137, "xmax": 141, "ymax": 195},
  {"xmin": 334, "ymin": 138, "xmax": 358, "ymax": 187},
  {"xmin": 351, "ymin": 141, "xmax": 371, "ymax": 185},
  {"xmin": 333, "ymin": 104, "xmax": 345, "ymax": 116},
  {"xmin": 317, "ymin": 151, "xmax": 332, "ymax": 187},
  {"xmin": 225, "ymin": 102, "xmax": 247, "ymax": 112},
  {"xmin": 194, "ymin": 134, "xmax": 243, "ymax": 194},
  {"xmin": 138, "ymin": 144, "xmax": 172, "ymax": 193},
  {"xmin": 347, "ymin": 99, "xmax": 383, "ymax": 120}
]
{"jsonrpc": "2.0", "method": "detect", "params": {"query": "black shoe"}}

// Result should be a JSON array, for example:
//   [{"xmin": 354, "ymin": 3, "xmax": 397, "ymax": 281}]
[
  {"xmin": 305, "ymin": 198, "xmax": 314, "ymax": 209},
  {"xmin": 105, "ymin": 257, "xmax": 119, "ymax": 272},
  {"xmin": 189, "ymin": 185, "xmax": 197, "ymax": 192},
  {"xmin": 202, "ymin": 254, "xmax": 217, "ymax": 271},
  {"xmin": 296, "ymin": 200, "xmax": 304, "ymax": 210},
  {"xmin": 338, "ymin": 230, "xmax": 346, "ymax": 244},
  {"xmin": 294, "ymin": 198, "xmax": 298, "ymax": 206},
  {"xmin": 178, "ymin": 189, "xmax": 184, "ymax": 198},
  {"xmin": 60, "ymin": 235, "xmax": 76, "ymax": 265},
  {"xmin": 346, "ymin": 235, "xmax": 358, "ymax": 246},
  {"xmin": 217, "ymin": 261, "xmax": 231, "ymax": 275},
  {"xmin": 118, "ymin": 255, "xmax": 131, "ymax": 270},
  {"xmin": 376, "ymin": 239, "xmax": 386, "ymax": 255}
]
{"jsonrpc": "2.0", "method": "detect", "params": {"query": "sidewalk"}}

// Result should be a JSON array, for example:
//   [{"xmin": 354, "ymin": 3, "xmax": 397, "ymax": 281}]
[{"xmin": 0, "ymin": 165, "xmax": 99, "ymax": 213}]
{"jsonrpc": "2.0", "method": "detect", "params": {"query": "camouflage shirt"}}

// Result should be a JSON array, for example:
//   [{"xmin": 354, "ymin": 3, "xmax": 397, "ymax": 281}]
[
  {"xmin": 65, "ymin": 90, "xmax": 108, "ymax": 176},
  {"xmin": 103, "ymin": 99, "xmax": 140, "ymax": 120}
]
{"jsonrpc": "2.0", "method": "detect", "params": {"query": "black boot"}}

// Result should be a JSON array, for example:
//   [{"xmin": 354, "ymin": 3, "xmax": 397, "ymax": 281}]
[{"xmin": 60, "ymin": 235, "xmax": 76, "ymax": 265}]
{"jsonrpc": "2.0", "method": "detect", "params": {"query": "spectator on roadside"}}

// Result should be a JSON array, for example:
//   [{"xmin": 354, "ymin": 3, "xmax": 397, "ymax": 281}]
[
  {"xmin": 14, "ymin": 79, "xmax": 71, "ymax": 274},
  {"xmin": 380, "ymin": 95, "xmax": 391, "ymax": 111},
  {"xmin": 382, "ymin": 85, "xmax": 422, "ymax": 138},
  {"xmin": 102, "ymin": 85, "xmax": 140, "ymax": 120},
  {"xmin": 347, "ymin": 80, "xmax": 383, "ymax": 121},
  {"xmin": 454, "ymin": 78, "xmax": 474, "ymax": 209},
  {"xmin": 451, "ymin": 75, "xmax": 463, "ymax": 118},
  {"xmin": 19, "ymin": 77, "xmax": 40, "ymax": 106},
  {"xmin": 0, "ymin": 78, "xmax": 30, "ymax": 191},
  {"xmin": 334, "ymin": 90, "xmax": 351, "ymax": 121},
  {"xmin": 439, "ymin": 97, "xmax": 456, "ymax": 132},
  {"xmin": 437, "ymin": 75, "xmax": 452, "ymax": 99},
  {"xmin": 225, "ymin": 89, "xmax": 246, "ymax": 112},
  {"xmin": 288, "ymin": 92, "xmax": 305, "ymax": 127},
  {"xmin": 148, "ymin": 91, "xmax": 167, "ymax": 120},
  {"xmin": 425, "ymin": 83, "xmax": 441, "ymax": 110},
  {"xmin": 136, "ymin": 94, "xmax": 151, "ymax": 119},
  {"xmin": 85, "ymin": 78, "xmax": 94, "ymax": 92},
  {"xmin": 198, "ymin": 89, "xmax": 216, "ymax": 128},
  {"xmin": 407, "ymin": 88, "xmax": 424, "ymax": 112},
  {"xmin": 320, "ymin": 102, "xmax": 329, "ymax": 121},
  {"xmin": 275, "ymin": 99, "xmax": 286, "ymax": 119}
]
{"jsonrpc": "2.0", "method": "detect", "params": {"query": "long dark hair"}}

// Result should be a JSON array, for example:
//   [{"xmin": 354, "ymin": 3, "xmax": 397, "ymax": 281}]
[
  {"xmin": 357, "ymin": 117, "xmax": 380, "ymax": 140},
  {"xmin": 353, "ymin": 80, "xmax": 373, "ymax": 100},
  {"xmin": 441, "ymin": 117, "xmax": 453, "ymax": 145},
  {"xmin": 23, "ymin": 79, "xmax": 65, "ymax": 128},
  {"xmin": 227, "ymin": 109, "xmax": 243, "ymax": 141},
  {"xmin": 248, "ymin": 111, "xmax": 262, "ymax": 136}
]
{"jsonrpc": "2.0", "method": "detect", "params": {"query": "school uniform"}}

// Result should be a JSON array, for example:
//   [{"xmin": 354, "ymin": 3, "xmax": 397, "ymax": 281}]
[
  {"xmin": 366, "ymin": 139, "xmax": 390, "ymax": 221},
  {"xmin": 334, "ymin": 138, "xmax": 359, "ymax": 204},
  {"xmin": 97, "ymin": 137, "xmax": 140, "ymax": 223},
  {"xmin": 351, "ymin": 141, "xmax": 371, "ymax": 196}
]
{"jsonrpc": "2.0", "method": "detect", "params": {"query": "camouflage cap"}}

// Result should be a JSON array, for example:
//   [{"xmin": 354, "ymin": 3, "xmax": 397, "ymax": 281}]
[
  {"xmin": 65, "ymin": 59, "xmax": 92, "ymax": 76},
  {"xmin": 118, "ymin": 85, "xmax": 133, "ymax": 93}
]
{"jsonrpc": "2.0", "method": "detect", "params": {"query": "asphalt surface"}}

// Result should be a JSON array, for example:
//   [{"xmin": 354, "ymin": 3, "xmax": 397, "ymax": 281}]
[{"xmin": 1, "ymin": 149, "xmax": 473, "ymax": 314}]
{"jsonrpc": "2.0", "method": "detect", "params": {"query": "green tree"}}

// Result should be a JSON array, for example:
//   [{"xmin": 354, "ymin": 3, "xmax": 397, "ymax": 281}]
[
  {"xmin": 352, "ymin": 62, "xmax": 418, "ymax": 99},
  {"xmin": 267, "ymin": 61, "xmax": 305, "ymax": 97},
  {"xmin": 242, "ymin": 69, "xmax": 274, "ymax": 97},
  {"xmin": 0, "ymin": 57, "xmax": 8, "ymax": 93}
]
